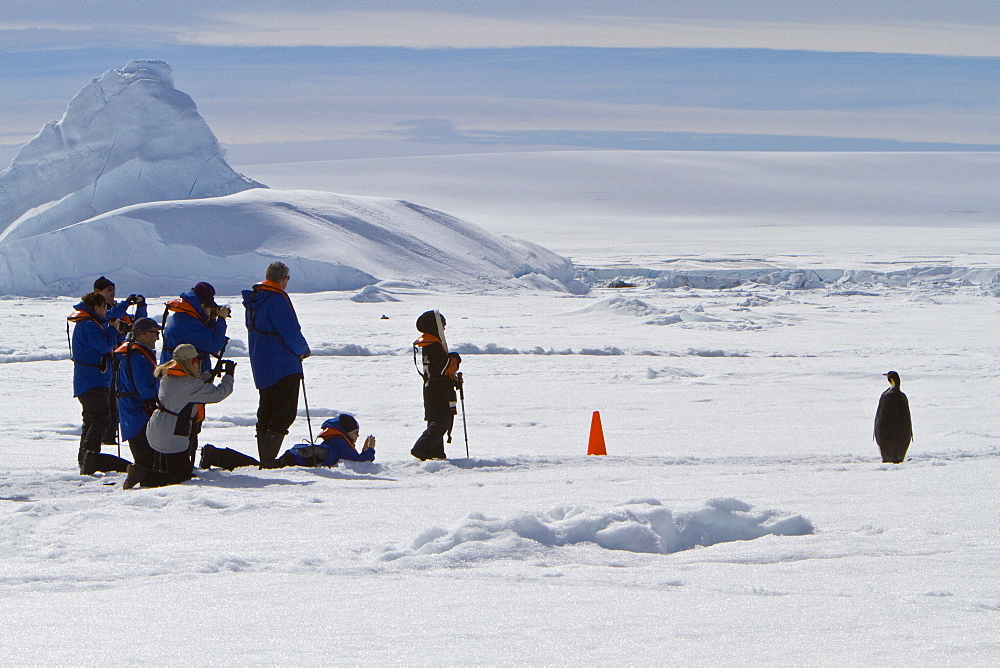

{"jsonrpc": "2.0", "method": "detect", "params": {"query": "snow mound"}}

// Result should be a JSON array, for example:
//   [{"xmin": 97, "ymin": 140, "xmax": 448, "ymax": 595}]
[
  {"xmin": 572, "ymin": 295, "xmax": 662, "ymax": 317},
  {"xmin": 350, "ymin": 285, "xmax": 401, "ymax": 303},
  {"xmin": 380, "ymin": 498, "xmax": 814, "ymax": 562},
  {"xmin": 0, "ymin": 189, "xmax": 579, "ymax": 295},
  {"xmin": 0, "ymin": 60, "xmax": 261, "ymax": 245}
]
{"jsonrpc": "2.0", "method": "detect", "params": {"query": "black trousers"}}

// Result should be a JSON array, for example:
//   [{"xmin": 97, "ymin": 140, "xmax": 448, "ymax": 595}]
[
  {"xmin": 128, "ymin": 428, "xmax": 157, "ymax": 469},
  {"xmin": 412, "ymin": 380, "xmax": 456, "ymax": 460},
  {"xmin": 104, "ymin": 361, "xmax": 120, "ymax": 444},
  {"xmin": 78, "ymin": 387, "xmax": 111, "ymax": 453},
  {"xmin": 411, "ymin": 416, "xmax": 454, "ymax": 460},
  {"xmin": 256, "ymin": 373, "xmax": 301, "ymax": 436},
  {"xmin": 140, "ymin": 450, "xmax": 195, "ymax": 488}
]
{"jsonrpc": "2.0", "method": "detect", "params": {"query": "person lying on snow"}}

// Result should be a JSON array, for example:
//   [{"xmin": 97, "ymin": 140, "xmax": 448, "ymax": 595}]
[{"xmin": 199, "ymin": 414, "xmax": 375, "ymax": 471}]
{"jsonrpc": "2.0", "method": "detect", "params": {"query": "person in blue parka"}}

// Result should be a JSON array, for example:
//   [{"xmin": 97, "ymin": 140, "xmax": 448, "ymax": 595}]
[
  {"xmin": 160, "ymin": 282, "xmax": 229, "ymax": 372},
  {"xmin": 199, "ymin": 414, "xmax": 375, "ymax": 471},
  {"xmin": 242, "ymin": 261, "xmax": 311, "ymax": 466},
  {"xmin": 68, "ymin": 291, "xmax": 131, "ymax": 475},
  {"xmin": 160, "ymin": 282, "xmax": 229, "ymax": 464},
  {"xmin": 94, "ymin": 276, "xmax": 148, "ymax": 345},
  {"xmin": 93, "ymin": 275, "xmax": 148, "ymax": 445},
  {"xmin": 114, "ymin": 317, "xmax": 161, "ymax": 469}
]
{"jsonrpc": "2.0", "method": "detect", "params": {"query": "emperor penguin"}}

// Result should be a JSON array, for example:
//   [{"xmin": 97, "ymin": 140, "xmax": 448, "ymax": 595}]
[{"xmin": 874, "ymin": 371, "xmax": 912, "ymax": 464}]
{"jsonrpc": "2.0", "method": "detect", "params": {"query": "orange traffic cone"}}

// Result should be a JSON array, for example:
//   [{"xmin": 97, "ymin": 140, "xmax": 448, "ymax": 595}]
[{"xmin": 587, "ymin": 411, "xmax": 607, "ymax": 456}]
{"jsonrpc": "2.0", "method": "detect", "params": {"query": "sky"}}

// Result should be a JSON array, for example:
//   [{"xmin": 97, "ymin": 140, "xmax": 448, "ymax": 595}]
[{"xmin": 0, "ymin": 0, "xmax": 997, "ymax": 163}]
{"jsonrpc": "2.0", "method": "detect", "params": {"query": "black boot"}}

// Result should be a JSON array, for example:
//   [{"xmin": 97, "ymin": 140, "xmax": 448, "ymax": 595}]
[
  {"xmin": 257, "ymin": 431, "xmax": 285, "ymax": 468},
  {"xmin": 199, "ymin": 443, "xmax": 219, "ymax": 469},
  {"xmin": 98, "ymin": 453, "xmax": 131, "ymax": 473},
  {"xmin": 260, "ymin": 451, "xmax": 297, "ymax": 469},
  {"xmin": 123, "ymin": 464, "xmax": 146, "ymax": 490},
  {"xmin": 80, "ymin": 447, "xmax": 131, "ymax": 474},
  {"xmin": 201, "ymin": 444, "xmax": 259, "ymax": 471},
  {"xmin": 79, "ymin": 448, "xmax": 99, "ymax": 475}
]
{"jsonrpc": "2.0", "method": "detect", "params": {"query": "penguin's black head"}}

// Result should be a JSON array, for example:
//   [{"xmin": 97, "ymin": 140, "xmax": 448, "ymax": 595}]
[{"xmin": 884, "ymin": 371, "xmax": 901, "ymax": 388}]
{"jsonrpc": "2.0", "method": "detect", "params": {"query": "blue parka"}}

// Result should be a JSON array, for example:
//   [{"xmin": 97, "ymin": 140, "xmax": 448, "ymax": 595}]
[
  {"xmin": 68, "ymin": 301, "xmax": 117, "ymax": 397},
  {"xmin": 242, "ymin": 281, "xmax": 310, "ymax": 390},
  {"xmin": 160, "ymin": 291, "xmax": 228, "ymax": 372},
  {"xmin": 114, "ymin": 341, "xmax": 158, "ymax": 441},
  {"xmin": 289, "ymin": 429, "xmax": 375, "ymax": 467}
]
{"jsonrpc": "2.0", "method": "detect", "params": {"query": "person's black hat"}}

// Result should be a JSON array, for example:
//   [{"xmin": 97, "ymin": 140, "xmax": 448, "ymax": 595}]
[
  {"xmin": 94, "ymin": 276, "xmax": 115, "ymax": 291},
  {"xmin": 131, "ymin": 317, "xmax": 161, "ymax": 335},
  {"xmin": 192, "ymin": 282, "xmax": 216, "ymax": 306},
  {"xmin": 416, "ymin": 310, "xmax": 445, "ymax": 335},
  {"xmin": 338, "ymin": 414, "xmax": 359, "ymax": 433}
]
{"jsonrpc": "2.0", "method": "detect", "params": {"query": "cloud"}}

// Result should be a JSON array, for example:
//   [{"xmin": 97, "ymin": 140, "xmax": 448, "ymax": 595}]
[
  {"xmin": 183, "ymin": 11, "xmax": 997, "ymax": 56},
  {"xmin": 2, "ymin": 2, "xmax": 997, "ymax": 56},
  {"xmin": 193, "ymin": 95, "xmax": 998, "ymax": 147}
]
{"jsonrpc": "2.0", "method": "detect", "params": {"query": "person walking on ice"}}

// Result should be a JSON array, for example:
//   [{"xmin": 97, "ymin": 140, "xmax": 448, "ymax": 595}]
[{"xmin": 410, "ymin": 310, "xmax": 462, "ymax": 461}]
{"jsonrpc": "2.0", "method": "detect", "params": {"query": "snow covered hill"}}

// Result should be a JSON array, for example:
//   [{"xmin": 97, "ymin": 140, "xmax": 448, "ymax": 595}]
[
  {"xmin": 0, "ymin": 60, "xmax": 582, "ymax": 296},
  {"xmin": 0, "ymin": 188, "xmax": 582, "ymax": 296}
]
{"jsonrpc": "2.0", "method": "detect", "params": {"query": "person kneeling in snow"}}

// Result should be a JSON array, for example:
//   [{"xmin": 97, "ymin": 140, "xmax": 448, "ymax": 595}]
[
  {"xmin": 114, "ymin": 317, "xmax": 162, "ymax": 470},
  {"xmin": 124, "ymin": 344, "xmax": 235, "ymax": 489},
  {"xmin": 199, "ymin": 414, "xmax": 375, "ymax": 471}
]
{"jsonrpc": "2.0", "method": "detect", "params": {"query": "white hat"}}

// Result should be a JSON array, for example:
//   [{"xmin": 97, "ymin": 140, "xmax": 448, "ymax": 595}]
[{"xmin": 172, "ymin": 343, "xmax": 199, "ymax": 361}]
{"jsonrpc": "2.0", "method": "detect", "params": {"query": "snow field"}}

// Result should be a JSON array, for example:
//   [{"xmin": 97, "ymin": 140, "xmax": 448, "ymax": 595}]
[{"xmin": 1, "ymin": 278, "xmax": 997, "ymax": 664}]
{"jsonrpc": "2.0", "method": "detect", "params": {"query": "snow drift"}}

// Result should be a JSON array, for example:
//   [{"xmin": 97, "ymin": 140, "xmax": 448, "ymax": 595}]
[
  {"xmin": 0, "ymin": 60, "xmax": 583, "ymax": 296},
  {"xmin": 381, "ymin": 498, "xmax": 814, "ymax": 562}
]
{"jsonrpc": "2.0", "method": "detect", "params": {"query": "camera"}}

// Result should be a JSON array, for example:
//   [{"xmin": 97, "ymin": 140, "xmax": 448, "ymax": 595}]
[
  {"xmin": 125, "ymin": 294, "xmax": 146, "ymax": 307},
  {"xmin": 212, "ymin": 305, "xmax": 232, "ymax": 319},
  {"xmin": 220, "ymin": 359, "xmax": 237, "ymax": 374},
  {"xmin": 116, "ymin": 320, "xmax": 132, "ymax": 335}
]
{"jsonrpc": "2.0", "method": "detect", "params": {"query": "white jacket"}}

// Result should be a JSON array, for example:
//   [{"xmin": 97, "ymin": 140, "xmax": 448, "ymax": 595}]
[{"xmin": 147, "ymin": 370, "xmax": 234, "ymax": 454}]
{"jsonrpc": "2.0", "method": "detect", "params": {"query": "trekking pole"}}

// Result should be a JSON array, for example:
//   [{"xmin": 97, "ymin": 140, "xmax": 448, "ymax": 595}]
[
  {"xmin": 209, "ymin": 337, "xmax": 230, "ymax": 380},
  {"xmin": 116, "ymin": 301, "xmax": 139, "ymax": 458},
  {"xmin": 457, "ymin": 373, "xmax": 469, "ymax": 457},
  {"xmin": 301, "ymin": 375, "xmax": 314, "ymax": 444}
]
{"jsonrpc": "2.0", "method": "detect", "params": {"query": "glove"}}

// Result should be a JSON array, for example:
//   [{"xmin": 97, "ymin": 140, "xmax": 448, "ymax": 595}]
[
  {"xmin": 221, "ymin": 359, "xmax": 237, "ymax": 375},
  {"xmin": 445, "ymin": 352, "xmax": 462, "ymax": 380},
  {"xmin": 143, "ymin": 399, "xmax": 158, "ymax": 416}
]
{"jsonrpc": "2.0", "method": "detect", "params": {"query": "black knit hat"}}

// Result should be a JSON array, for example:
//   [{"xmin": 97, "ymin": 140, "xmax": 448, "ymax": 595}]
[
  {"xmin": 93, "ymin": 276, "xmax": 114, "ymax": 291},
  {"xmin": 415, "ymin": 310, "xmax": 445, "ymax": 335},
  {"xmin": 192, "ymin": 281, "xmax": 216, "ymax": 305},
  {"xmin": 338, "ymin": 414, "xmax": 359, "ymax": 433}
]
